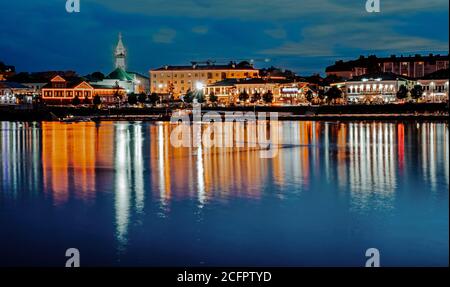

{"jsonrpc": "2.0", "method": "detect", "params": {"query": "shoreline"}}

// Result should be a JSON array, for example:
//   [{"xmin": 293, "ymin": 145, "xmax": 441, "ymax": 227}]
[{"xmin": 0, "ymin": 103, "xmax": 448, "ymax": 122}]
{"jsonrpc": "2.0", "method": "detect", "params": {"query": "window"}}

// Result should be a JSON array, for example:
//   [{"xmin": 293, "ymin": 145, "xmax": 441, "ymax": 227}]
[{"xmin": 207, "ymin": 73, "xmax": 213, "ymax": 79}]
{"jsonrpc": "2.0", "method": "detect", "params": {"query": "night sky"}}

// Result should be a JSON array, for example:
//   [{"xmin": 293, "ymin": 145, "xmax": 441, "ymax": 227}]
[{"xmin": 1, "ymin": 0, "xmax": 448, "ymax": 76}]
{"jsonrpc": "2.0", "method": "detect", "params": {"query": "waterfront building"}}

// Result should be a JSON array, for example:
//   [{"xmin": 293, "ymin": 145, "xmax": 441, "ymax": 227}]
[
  {"xmin": 41, "ymin": 75, "xmax": 125, "ymax": 105},
  {"xmin": 150, "ymin": 61, "xmax": 259, "ymax": 98},
  {"xmin": 342, "ymin": 73, "xmax": 415, "ymax": 104},
  {"xmin": 326, "ymin": 54, "xmax": 449, "ymax": 79},
  {"xmin": 204, "ymin": 78, "xmax": 304, "ymax": 105},
  {"xmin": 417, "ymin": 69, "xmax": 449, "ymax": 102},
  {"xmin": 0, "ymin": 82, "xmax": 33, "ymax": 105}
]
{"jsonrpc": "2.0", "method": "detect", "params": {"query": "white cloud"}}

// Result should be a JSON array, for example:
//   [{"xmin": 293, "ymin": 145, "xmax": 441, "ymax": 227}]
[
  {"xmin": 192, "ymin": 26, "xmax": 209, "ymax": 35},
  {"xmin": 260, "ymin": 21, "xmax": 448, "ymax": 57},
  {"xmin": 152, "ymin": 28, "xmax": 177, "ymax": 44}
]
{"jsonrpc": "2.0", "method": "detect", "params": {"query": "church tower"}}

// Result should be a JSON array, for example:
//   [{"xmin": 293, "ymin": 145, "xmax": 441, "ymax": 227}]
[{"xmin": 114, "ymin": 33, "xmax": 127, "ymax": 70}]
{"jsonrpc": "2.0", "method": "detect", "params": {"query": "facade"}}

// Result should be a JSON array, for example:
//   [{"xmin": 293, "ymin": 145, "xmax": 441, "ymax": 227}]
[
  {"xmin": 205, "ymin": 78, "xmax": 301, "ymax": 104},
  {"xmin": 150, "ymin": 61, "xmax": 259, "ymax": 98},
  {"xmin": 0, "ymin": 82, "xmax": 33, "ymax": 105},
  {"xmin": 42, "ymin": 75, "xmax": 125, "ymax": 104},
  {"xmin": 417, "ymin": 69, "xmax": 449, "ymax": 102},
  {"xmin": 342, "ymin": 73, "xmax": 415, "ymax": 104},
  {"xmin": 326, "ymin": 54, "xmax": 449, "ymax": 79}
]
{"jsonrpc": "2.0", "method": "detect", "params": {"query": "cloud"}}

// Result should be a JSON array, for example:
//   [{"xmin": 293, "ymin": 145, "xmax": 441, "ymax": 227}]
[
  {"xmin": 152, "ymin": 28, "xmax": 177, "ymax": 44},
  {"xmin": 260, "ymin": 20, "xmax": 448, "ymax": 57},
  {"xmin": 87, "ymin": 0, "xmax": 449, "ymax": 20},
  {"xmin": 192, "ymin": 25, "xmax": 209, "ymax": 35},
  {"xmin": 264, "ymin": 28, "xmax": 287, "ymax": 39}
]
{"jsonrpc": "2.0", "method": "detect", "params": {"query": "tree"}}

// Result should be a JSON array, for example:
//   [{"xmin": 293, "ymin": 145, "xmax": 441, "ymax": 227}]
[
  {"xmin": 183, "ymin": 89, "xmax": 194, "ymax": 104},
  {"xmin": 72, "ymin": 96, "xmax": 81, "ymax": 106},
  {"xmin": 410, "ymin": 85, "xmax": 423, "ymax": 100},
  {"xmin": 209, "ymin": 92, "xmax": 218, "ymax": 104},
  {"xmin": 196, "ymin": 91, "xmax": 205, "ymax": 104},
  {"xmin": 93, "ymin": 95, "xmax": 102, "ymax": 106},
  {"xmin": 83, "ymin": 96, "xmax": 92, "ymax": 105},
  {"xmin": 318, "ymin": 89, "xmax": 325, "ymax": 101},
  {"xmin": 148, "ymin": 93, "xmax": 159, "ymax": 106},
  {"xmin": 263, "ymin": 90, "xmax": 274, "ymax": 104},
  {"xmin": 305, "ymin": 90, "xmax": 314, "ymax": 103},
  {"xmin": 325, "ymin": 86, "xmax": 343, "ymax": 104},
  {"xmin": 138, "ymin": 93, "xmax": 147, "ymax": 104},
  {"xmin": 396, "ymin": 84, "xmax": 408, "ymax": 101},
  {"xmin": 128, "ymin": 93, "xmax": 138, "ymax": 105},
  {"xmin": 239, "ymin": 90, "xmax": 249, "ymax": 103},
  {"xmin": 251, "ymin": 92, "xmax": 261, "ymax": 103}
]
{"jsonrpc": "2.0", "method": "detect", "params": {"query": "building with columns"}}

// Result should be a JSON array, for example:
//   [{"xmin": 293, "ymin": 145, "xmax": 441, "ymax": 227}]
[{"xmin": 342, "ymin": 73, "xmax": 415, "ymax": 104}]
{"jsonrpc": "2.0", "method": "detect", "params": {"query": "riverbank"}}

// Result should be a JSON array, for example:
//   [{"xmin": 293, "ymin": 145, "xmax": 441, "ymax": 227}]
[{"xmin": 0, "ymin": 103, "xmax": 448, "ymax": 122}]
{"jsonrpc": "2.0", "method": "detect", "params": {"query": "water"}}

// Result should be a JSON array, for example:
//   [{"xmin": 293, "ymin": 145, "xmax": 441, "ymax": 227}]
[{"xmin": 0, "ymin": 121, "xmax": 448, "ymax": 267}]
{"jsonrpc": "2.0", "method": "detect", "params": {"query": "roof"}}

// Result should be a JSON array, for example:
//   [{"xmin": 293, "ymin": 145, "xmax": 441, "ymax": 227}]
[
  {"xmin": 90, "ymin": 84, "xmax": 125, "ymax": 90},
  {"xmin": 41, "ymin": 77, "xmax": 87, "ymax": 89},
  {"xmin": 127, "ymin": 71, "xmax": 149, "ymax": 79},
  {"xmin": 107, "ymin": 68, "xmax": 134, "ymax": 81},
  {"xmin": 0, "ymin": 82, "xmax": 30, "ymax": 89},
  {"xmin": 153, "ymin": 61, "xmax": 257, "ymax": 71},
  {"xmin": 348, "ymin": 72, "xmax": 409, "ymax": 82},
  {"xmin": 421, "ymin": 68, "xmax": 449, "ymax": 80}
]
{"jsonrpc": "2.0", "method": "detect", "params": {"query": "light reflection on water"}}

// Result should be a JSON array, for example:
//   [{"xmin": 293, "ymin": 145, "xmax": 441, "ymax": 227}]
[{"xmin": 0, "ymin": 120, "xmax": 448, "ymax": 266}]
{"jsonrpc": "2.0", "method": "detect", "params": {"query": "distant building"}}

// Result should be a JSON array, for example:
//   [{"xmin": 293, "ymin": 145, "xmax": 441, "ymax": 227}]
[
  {"xmin": 89, "ymin": 33, "xmax": 150, "ymax": 94},
  {"xmin": 150, "ymin": 61, "xmax": 259, "ymax": 98},
  {"xmin": 41, "ymin": 75, "xmax": 125, "ymax": 105},
  {"xmin": 417, "ymin": 69, "xmax": 449, "ymax": 102},
  {"xmin": 0, "ymin": 62, "xmax": 16, "ymax": 81},
  {"xmin": 0, "ymin": 82, "xmax": 33, "ymax": 105},
  {"xmin": 8, "ymin": 71, "xmax": 79, "ymax": 95},
  {"xmin": 326, "ymin": 54, "xmax": 449, "ymax": 79},
  {"xmin": 115, "ymin": 33, "xmax": 127, "ymax": 70},
  {"xmin": 341, "ymin": 73, "xmax": 415, "ymax": 104}
]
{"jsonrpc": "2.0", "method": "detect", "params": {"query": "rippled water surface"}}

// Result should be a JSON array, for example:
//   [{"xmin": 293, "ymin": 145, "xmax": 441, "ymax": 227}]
[{"xmin": 0, "ymin": 121, "xmax": 448, "ymax": 266}]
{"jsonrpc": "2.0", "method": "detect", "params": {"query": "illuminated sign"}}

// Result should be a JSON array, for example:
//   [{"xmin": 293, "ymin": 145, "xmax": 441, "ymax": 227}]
[{"xmin": 281, "ymin": 87, "xmax": 299, "ymax": 94}]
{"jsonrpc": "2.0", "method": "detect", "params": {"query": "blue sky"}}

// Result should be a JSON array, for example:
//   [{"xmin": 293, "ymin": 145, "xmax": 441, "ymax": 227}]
[{"xmin": 1, "ymin": 0, "xmax": 448, "ymax": 76}]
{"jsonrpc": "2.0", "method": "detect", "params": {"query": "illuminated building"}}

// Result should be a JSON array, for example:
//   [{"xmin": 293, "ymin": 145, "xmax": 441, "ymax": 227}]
[
  {"xmin": 205, "ymin": 78, "xmax": 315, "ymax": 104},
  {"xmin": 342, "ymin": 73, "xmax": 415, "ymax": 104},
  {"xmin": 150, "ymin": 61, "xmax": 259, "ymax": 98},
  {"xmin": 326, "ymin": 54, "xmax": 449, "ymax": 79},
  {"xmin": 0, "ymin": 82, "xmax": 33, "ymax": 105},
  {"xmin": 416, "ymin": 69, "xmax": 449, "ymax": 102},
  {"xmin": 41, "ymin": 75, "xmax": 125, "ymax": 104}
]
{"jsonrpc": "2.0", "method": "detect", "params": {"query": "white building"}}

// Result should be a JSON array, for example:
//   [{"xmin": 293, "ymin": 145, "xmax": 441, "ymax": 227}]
[
  {"xmin": 0, "ymin": 82, "xmax": 33, "ymax": 105},
  {"xmin": 343, "ymin": 73, "xmax": 414, "ymax": 104},
  {"xmin": 417, "ymin": 69, "xmax": 449, "ymax": 102}
]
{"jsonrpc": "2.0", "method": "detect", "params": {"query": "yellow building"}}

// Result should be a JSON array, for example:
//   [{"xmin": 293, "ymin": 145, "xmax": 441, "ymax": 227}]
[{"xmin": 150, "ymin": 61, "xmax": 259, "ymax": 98}]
